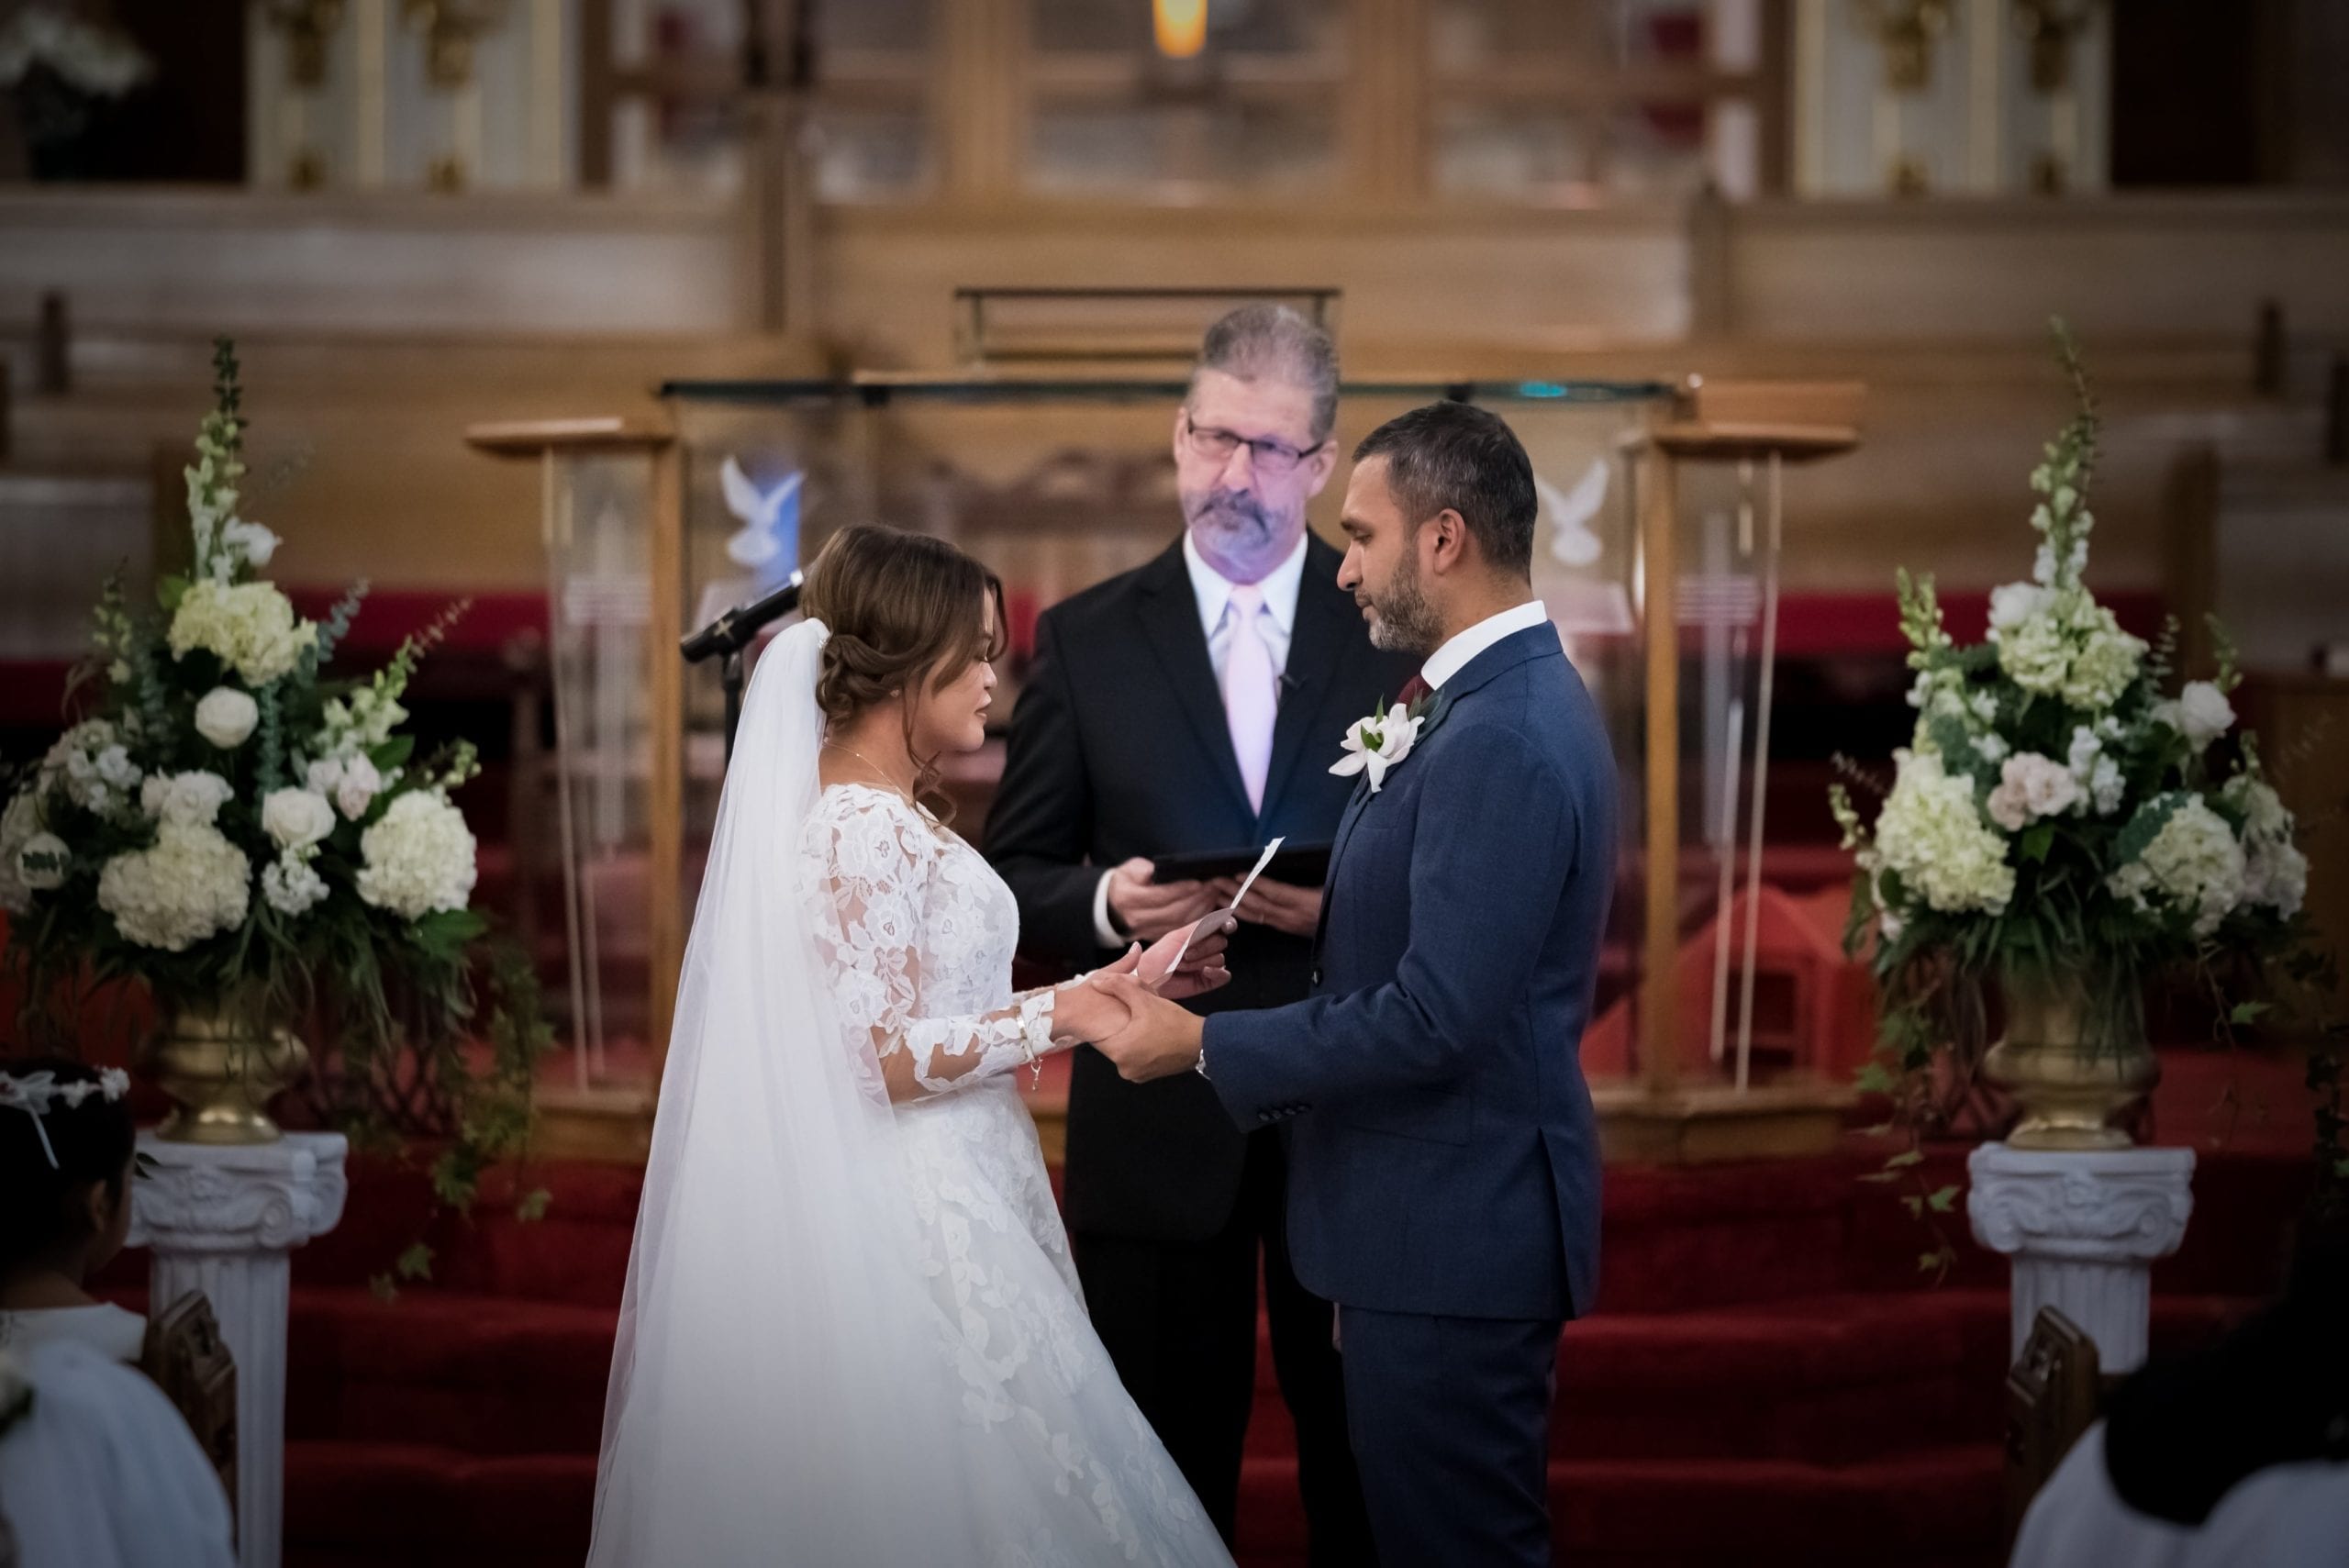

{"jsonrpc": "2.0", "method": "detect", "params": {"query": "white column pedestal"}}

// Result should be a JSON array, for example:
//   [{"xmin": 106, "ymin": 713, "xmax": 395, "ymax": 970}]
[
  {"xmin": 128, "ymin": 1131, "xmax": 349, "ymax": 1568},
  {"xmin": 1965, "ymin": 1141, "xmax": 2194, "ymax": 1375}
]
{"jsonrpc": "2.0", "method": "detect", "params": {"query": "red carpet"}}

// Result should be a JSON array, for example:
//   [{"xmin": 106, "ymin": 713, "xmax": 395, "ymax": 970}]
[{"xmin": 91, "ymin": 1109, "xmax": 2315, "ymax": 1568}]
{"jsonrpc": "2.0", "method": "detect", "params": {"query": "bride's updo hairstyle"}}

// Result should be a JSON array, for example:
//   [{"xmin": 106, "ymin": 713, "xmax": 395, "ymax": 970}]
[{"xmin": 799, "ymin": 523, "xmax": 1008, "ymax": 808}]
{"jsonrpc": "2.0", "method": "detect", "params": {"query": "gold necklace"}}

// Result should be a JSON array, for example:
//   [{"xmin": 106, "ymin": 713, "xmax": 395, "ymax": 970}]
[{"xmin": 823, "ymin": 740, "xmax": 919, "ymax": 805}]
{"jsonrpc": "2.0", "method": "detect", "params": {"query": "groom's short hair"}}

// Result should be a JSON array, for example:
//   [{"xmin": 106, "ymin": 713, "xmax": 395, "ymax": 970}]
[{"xmin": 1353, "ymin": 402, "xmax": 1538, "ymax": 579}]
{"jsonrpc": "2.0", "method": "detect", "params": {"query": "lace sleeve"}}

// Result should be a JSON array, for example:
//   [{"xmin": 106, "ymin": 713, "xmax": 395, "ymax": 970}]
[{"xmin": 806, "ymin": 792, "xmax": 1057, "ymax": 1102}]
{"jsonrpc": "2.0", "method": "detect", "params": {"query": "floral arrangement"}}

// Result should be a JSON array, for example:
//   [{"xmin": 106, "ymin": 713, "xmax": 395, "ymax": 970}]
[
  {"xmin": 0, "ymin": 6, "xmax": 150, "ymax": 97},
  {"xmin": 1831, "ymin": 327, "xmax": 2314, "ymax": 1086},
  {"xmin": 0, "ymin": 341, "xmax": 546, "ymax": 1248}
]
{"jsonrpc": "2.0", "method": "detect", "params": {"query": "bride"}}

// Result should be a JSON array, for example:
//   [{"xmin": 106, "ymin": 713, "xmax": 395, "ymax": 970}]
[{"xmin": 588, "ymin": 525, "xmax": 1239, "ymax": 1567}]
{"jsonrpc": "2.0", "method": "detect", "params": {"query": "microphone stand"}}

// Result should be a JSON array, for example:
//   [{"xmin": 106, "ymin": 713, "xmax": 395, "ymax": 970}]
[{"xmin": 681, "ymin": 571, "xmax": 805, "ymax": 761}]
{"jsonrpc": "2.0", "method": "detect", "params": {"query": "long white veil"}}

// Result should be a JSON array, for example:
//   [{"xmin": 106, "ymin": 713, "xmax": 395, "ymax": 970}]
[{"xmin": 586, "ymin": 617, "xmax": 974, "ymax": 1564}]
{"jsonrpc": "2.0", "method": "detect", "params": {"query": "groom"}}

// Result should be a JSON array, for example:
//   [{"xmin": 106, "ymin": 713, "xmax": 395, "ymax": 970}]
[{"xmin": 1095, "ymin": 400, "xmax": 1616, "ymax": 1566}]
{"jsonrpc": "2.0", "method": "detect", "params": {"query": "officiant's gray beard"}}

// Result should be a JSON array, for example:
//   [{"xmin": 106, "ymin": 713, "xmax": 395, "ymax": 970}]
[
  {"xmin": 1186, "ymin": 489, "xmax": 1296, "ymax": 576},
  {"xmin": 1367, "ymin": 550, "xmax": 1444, "ymax": 656}
]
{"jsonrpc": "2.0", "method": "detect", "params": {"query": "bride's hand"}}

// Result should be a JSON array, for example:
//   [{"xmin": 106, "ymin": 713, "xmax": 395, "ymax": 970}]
[{"xmin": 1053, "ymin": 951, "xmax": 1142, "ymax": 1044}]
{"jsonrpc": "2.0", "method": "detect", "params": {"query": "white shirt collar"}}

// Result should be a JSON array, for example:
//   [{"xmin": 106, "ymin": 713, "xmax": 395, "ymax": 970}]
[
  {"xmin": 1422, "ymin": 599, "xmax": 1551, "ymax": 691},
  {"xmin": 1183, "ymin": 530, "xmax": 1308, "ymax": 642}
]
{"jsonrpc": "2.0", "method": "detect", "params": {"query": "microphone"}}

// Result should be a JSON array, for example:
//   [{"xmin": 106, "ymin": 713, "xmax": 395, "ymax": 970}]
[{"xmin": 681, "ymin": 571, "xmax": 805, "ymax": 663}]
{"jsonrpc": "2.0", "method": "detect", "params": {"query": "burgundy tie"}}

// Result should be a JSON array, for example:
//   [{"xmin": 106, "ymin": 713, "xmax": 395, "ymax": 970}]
[{"xmin": 1397, "ymin": 673, "xmax": 1433, "ymax": 707}]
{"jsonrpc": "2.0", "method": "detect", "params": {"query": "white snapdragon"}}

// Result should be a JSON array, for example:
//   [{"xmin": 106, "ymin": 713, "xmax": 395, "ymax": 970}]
[
  {"xmin": 140, "ymin": 771, "xmax": 233, "ymax": 829},
  {"xmin": 168, "ymin": 580, "xmax": 317, "ymax": 686},
  {"xmin": 2151, "ymin": 681, "xmax": 2235, "ymax": 752},
  {"xmin": 261, "ymin": 787, "xmax": 335, "ymax": 851},
  {"xmin": 2108, "ymin": 798, "xmax": 2244, "ymax": 938},
  {"xmin": 194, "ymin": 686, "xmax": 260, "ymax": 749},
  {"xmin": 1986, "ymin": 752, "xmax": 2081, "ymax": 832},
  {"xmin": 96, "ymin": 823, "xmax": 251, "ymax": 951},
  {"xmin": 316, "ymin": 687, "xmax": 409, "ymax": 761},
  {"xmin": 1872, "ymin": 750, "xmax": 2016, "ymax": 916},
  {"xmin": 2065, "ymin": 727, "xmax": 2126, "ymax": 817},
  {"xmin": 356, "ymin": 792, "xmax": 477, "ymax": 918}
]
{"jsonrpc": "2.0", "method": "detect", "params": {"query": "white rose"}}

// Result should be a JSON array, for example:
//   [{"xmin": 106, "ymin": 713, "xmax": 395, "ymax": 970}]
[
  {"xmin": 261, "ymin": 787, "xmax": 335, "ymax": 851},
  {"xmin": 195, "ymin": 686, "xmax": 260, "ymax": 749},
  {"xmin": 1987, "ymin": 582, "xmax": 2054, "ymax": 632},
  {"xmin": 334, "ymin": 756, "xmax": 383, "ymax": 820},
  {"xmin": 140, "ymin": 771, "xmax": 234, "ymax": 829},
  {"xmin": 356, "ymin": 791, "xmax": 478, "ymax": 918},
  {"xmin": 219, "ymin": 517, "xmax": 281, "ymax": 571},
  {"xmin": 2154, "ymin": 681, "xmax": 2235, "ymax": 751},
  {"xmin": 17, "ymin": 832, "xmax": 69, "ymax": 891}
]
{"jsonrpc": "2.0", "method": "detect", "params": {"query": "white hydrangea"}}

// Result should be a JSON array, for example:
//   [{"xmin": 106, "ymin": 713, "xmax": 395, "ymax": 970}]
[
  {"xmin": 2151, "ymin": 680, "xmax": 2235, "ymax": 752},
  {"xmin": 356, "ymin": 792, "xmax": 477, "ymax": 918},
  {"xmin": 96, "ymin": 823, "xmax": 251, "ymax": 951},
  {"xmin": 2108, "ymin": 798, "xmax": 2244, "ymax": 938},
  {"xmin": 1986, "ymin": 752, "xmax": 2081, "ymax": 832},
  {"xmin": 261, "ymin": 787, "xmax": 335, "ymax": 851},
  {"xmin": 39, "ymin": 719, "xmax": 140, "ymax": 816},
  {"xmin": 168, "ymin": 580, "xmax": 317, "ymax": 687},
  {"xmin": 194, "ymin": 686, "xmax": 259, "ymax": 749},
  {"xmin": 1873, "ymin": 750, "xmax": 2016, "ymax": 916},
  {"xmin": 0, "ymin": 790, "xmax": 36, "ymax": 914},
  {"xmin": 2222, "ymin": 774, "xmax": 2306, "ymax": 919},
  {"xmin": 1992, "ymin": 587, "xmax": 2147, "ymax": 712},
  {"xmin": 261, "ymin": 852, "xmax": 329, "ymax": 918},
  {"xmin": 140, "ymin": 771, "xmax": 233, "ymax": 829}
]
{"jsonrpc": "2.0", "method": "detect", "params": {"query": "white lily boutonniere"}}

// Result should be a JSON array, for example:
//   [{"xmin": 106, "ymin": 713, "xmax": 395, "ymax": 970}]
[{"xmin": 1330, "ymin": 702, "xmax": 1425, "ymax": 795}]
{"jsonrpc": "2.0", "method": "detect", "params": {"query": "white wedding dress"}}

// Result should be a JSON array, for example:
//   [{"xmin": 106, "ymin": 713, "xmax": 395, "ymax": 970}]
[{"xmin": 587, "ymin": 619, "xmax": 1230, "ymax": 1568}]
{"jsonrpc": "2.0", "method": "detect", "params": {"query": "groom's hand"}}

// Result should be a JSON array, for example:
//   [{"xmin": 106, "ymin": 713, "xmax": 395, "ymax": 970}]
[
  {"xmin": 1209, "ymin": 874, "xmax": 1321, "ymax": 939},
  {"xmin": 1089, "ymin": 973, "xmax": 1208, "ymax": 1082}
]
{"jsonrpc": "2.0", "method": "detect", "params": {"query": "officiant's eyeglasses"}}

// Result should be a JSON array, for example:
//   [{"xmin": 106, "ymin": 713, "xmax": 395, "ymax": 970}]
[{"xmin": 1182, "ymin": 414, "xmax": 1329, "ymax": 477}]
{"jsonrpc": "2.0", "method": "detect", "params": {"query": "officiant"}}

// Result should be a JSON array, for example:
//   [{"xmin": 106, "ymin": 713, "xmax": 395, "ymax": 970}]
[{"xmin": 987, "ymin": 304, "xmax": 1412, "ymax": 1562}]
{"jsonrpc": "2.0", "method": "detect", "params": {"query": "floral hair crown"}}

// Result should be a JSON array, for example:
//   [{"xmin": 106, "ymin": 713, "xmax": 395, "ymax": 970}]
[{"xmin": 0, "ymin": 1068, "xmax": 130, "ymax": 1170}]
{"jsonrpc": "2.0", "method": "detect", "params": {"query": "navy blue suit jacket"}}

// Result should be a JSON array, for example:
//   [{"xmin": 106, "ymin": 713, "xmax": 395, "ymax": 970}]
[{"xmin": 1198, "ymin": 621, "xmax": 1615, "ymax": 1322}]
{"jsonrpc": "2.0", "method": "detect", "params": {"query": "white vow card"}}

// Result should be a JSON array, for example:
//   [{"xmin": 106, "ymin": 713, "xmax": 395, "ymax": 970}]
[{"xmin": 1146, "ymin": 837, "xmax": 1283, "ymax": 985}]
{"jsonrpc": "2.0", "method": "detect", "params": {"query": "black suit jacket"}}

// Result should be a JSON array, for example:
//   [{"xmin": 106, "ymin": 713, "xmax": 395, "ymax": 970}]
[{"xmin": 986, "ymin": 533, "xmax": 1419, "ymax": 1241}]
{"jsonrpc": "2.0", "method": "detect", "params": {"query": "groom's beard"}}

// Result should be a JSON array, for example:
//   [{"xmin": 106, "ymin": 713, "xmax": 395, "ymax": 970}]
[{"xmin": 1367, "ymin": 550, "xmax": 1444, "ymax": 657}]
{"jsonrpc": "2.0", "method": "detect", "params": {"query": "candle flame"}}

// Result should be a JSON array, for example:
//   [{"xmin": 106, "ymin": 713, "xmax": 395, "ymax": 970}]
[{"xmin": 1153, "ymin": 0, "xmax": 1207, "ymax": 60}]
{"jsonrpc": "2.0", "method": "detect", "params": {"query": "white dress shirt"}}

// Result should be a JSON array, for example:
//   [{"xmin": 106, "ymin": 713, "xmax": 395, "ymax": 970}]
[
  {"xmin": 1420, "ymin": 598, "xmax": 1552, "ymax": 691},
  {"xmin": 1092, "ymin": 533, "xmax": 1312, "ymax": 946}
]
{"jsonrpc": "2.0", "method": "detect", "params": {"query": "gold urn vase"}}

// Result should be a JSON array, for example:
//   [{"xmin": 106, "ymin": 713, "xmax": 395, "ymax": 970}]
[
  {"xmin": 143, "ymin": 1003, "xmax": 311, "ymax": 1144},
  {"xmin": 1980, "ymin": 968, "xmax": 2156, "ymax": 1151}
]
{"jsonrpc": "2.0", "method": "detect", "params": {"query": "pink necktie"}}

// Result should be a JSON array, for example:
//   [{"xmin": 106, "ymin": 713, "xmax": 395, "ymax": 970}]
[{"xmin": 1222, "ymin": 584, "xmax": 1276, "ymax": 815}]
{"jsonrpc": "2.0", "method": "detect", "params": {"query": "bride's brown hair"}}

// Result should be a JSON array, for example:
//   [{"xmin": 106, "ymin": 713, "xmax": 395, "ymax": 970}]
[{"xmin": 799, "ymin": 524, "xmax": 1008, "ymax": 812}]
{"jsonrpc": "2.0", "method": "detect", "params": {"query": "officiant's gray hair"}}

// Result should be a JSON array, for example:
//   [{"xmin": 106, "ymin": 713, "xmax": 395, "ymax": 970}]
[
  {"xmin": 1353, "ymin": 402, "xmax": 1539, "ymax": 579},
  {"xmin": 1190, "ymin": 303, "xmax": 1340, "ymax": 443}
]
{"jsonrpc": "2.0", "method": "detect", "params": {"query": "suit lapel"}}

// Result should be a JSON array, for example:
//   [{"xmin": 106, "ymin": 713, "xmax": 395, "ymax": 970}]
[
  {"xmin": 1254, "ymin": 538, "xmax": 1348, "ymax": 825},
  {"xmin": 1135, "ymin": 540, "xmax": 1254, "ymax": 821}
]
